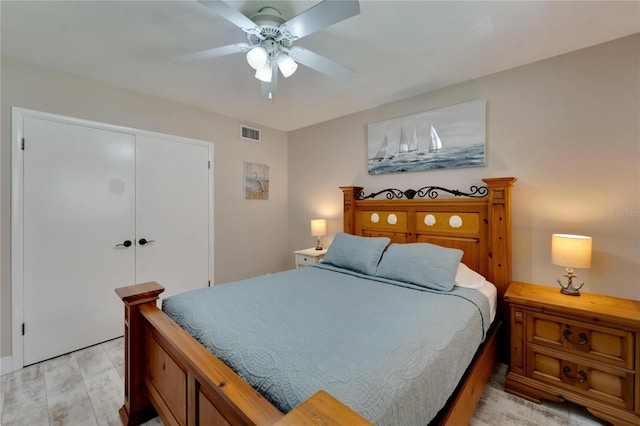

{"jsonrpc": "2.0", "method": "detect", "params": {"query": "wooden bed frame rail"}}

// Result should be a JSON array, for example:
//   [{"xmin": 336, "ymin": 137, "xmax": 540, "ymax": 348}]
[{"xmin": 116, "ymin": 177, "xmax": 516, "ymax": 426}]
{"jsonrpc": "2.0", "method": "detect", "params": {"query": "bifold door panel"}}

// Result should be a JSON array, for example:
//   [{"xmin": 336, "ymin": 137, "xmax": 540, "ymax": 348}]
[
  {"xmin": 18, "ymin": 112, "xmax": 212, "ymax": 366},
  {"xmin": 134, "ymin": 135, "xmax": 210, "ymax": 298},
  {"xmin": 23, "ymin": 117, "xmax": 136, "ymax": 365}
]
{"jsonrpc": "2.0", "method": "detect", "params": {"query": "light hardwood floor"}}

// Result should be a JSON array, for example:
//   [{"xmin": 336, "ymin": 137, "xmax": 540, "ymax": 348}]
[{"xmin": 1, "ymin": 337, "xmax": 610, "ymax": 425}]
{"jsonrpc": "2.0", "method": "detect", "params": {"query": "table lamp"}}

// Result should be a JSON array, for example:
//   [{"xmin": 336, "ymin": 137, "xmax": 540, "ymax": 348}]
[
  {"xmin": 310, "ymin": 219, "xmax": 327, "ymax": 250},
  {"xmin": 551, "ymin": 234, "xmax": 592, "ymax": 296}
]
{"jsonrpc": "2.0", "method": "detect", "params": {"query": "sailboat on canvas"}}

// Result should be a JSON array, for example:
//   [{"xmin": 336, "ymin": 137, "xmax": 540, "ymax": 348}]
[
  {"xmin": 428, "ymin": 125, "xmax": 443, "ymax": 153},
  {"xmin": 414, "ymin": 124, "xmax": 442, "ymax": 156},
  {"xmin": 397, "ymin": 127, "xmax": 410, "ymax": 154},
  {"xmin": 372, "ymin": 135, "xmax": 392, "ymax": 161},
  {"xmin": 409, "ymin": 126, "xmax": 419, "ymax": 152},
  {"xmin": 394, "ymin": 126, "xmax": 421, "ymax": 157}
]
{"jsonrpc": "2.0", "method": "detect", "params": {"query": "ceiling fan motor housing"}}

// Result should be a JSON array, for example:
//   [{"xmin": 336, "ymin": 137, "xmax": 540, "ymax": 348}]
[{"xmin": 247, "ymin": 7, "xmax": 291, "ymax": 48}]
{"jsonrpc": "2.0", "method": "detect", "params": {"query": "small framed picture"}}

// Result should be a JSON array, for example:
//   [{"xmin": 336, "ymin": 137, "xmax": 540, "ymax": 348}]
[{"xmin": 244, "ymin": 161, "xmax": 269, "ymax": 200}]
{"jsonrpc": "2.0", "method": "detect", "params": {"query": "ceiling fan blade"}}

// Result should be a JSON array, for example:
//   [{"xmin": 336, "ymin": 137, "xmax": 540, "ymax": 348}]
[
  {"xmin": 280, "ymin": 0, "xmax": 360, "ymax": 40},
  {"xmin": 289, "ymin": 46, "xmax": 355, "ymax": 81},
  {"xmin": 197, "ymin": 1, "xmax": 261, "ymax": 35},
  {"xmin": 172, "ymin": 43, "xmax": 250, "ymax": 65}
]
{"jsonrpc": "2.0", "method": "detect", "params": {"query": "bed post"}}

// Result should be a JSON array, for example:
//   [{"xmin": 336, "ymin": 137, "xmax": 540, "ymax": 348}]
[
  {"xmin": 115, "ymin": 282, "xmax": 164, "ymax": 426},
  {"xmin": 482, "ymin": 177, "xmax": 517, "ymax": 362},
  {"xmin": 340, "ymin": 186, "xmax": 362, "ymax": 234},
  {"xmin": 482, "ymin": 177, "xmax": 516, "ymax": 294}
]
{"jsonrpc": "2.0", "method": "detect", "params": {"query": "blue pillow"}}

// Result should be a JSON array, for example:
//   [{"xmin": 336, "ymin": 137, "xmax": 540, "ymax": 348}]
[
  {"xmin": 322, "ymin": 232, "xmax": 390, "ymax": 276},
  {"xmin": 374, "ymin": 243, "xmax": 463, "ymax": 291}
]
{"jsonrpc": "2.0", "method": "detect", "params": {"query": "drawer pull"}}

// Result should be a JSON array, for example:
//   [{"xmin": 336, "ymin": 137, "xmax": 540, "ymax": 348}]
[
  {"xmin": 562, "ymin": 366, "xmax": 587, "ymax": 383},
  {"xmin": 563, "ymin": 329, "xmax": 588, "ymax": 345}
]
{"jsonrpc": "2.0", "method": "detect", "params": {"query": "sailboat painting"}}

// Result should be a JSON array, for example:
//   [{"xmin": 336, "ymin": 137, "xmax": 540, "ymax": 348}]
[{"xmin": 367, "ymin": 99, "xmax": 486, "ymax": 175}]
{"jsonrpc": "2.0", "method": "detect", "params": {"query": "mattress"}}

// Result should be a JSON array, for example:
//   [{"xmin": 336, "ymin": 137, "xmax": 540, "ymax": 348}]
[
  {"xmin": 163, "ymin": 264, "xmax": 492, "ymax": 425},
  {"xmin": 475, "ymin": 279, "xmax": 497, "ymax": 323}
]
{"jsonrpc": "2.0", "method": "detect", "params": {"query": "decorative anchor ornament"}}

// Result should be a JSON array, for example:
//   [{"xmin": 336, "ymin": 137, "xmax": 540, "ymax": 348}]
[{"xmin": 557, "ymin": 268, "xmax": 584, "ymax": 296}]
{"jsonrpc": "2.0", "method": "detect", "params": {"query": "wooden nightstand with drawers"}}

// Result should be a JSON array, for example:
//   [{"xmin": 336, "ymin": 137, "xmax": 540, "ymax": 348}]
[{"xmin": 505, "ymin": 281, "xmax": 640, "ymax": 425}]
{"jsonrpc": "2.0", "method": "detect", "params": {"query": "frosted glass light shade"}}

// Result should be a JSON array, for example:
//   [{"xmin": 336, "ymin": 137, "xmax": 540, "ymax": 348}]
[
  {"xmin": 310, "ymin": 219, "xmax": 327, "ymax": 237},
  {"xmin": 246, "ymin": 46, "xmax": 268, "ymax": 70},
  {"xmin": 552, "ymin": 234, "xmax": 592, "ymax": 269},
  {"xmin": 277, "ymin": 53, "xmax": 298, "ymax": 78},
  {"xmin": 255, "ymin": 63, "xmax": 272, "ymax": 82}
]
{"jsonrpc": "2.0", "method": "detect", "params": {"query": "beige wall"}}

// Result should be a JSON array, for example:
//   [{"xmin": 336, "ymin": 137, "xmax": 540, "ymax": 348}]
[
  {"xmin": 288, "ymin": 34, "xmax": 640, "ymax": 301},
  {"xmin": 0, "ymin": 56, "xmax": 290, "ymax": 358},
  {"xmin": 2, "ymin": 34, "xmax": 638, "ymax": 362}
]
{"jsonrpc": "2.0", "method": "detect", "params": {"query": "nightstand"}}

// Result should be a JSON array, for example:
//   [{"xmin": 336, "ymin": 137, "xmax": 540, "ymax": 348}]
[
  {"xmin": 505, "ymin": 281, "xmax": 640, "ymax": 425},
  {"xmin": 293, "ymin": 248, "xmax": 327, "ymax": 268}
]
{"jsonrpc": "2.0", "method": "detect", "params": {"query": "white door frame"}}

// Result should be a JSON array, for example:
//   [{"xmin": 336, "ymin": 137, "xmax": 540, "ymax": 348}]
[{"xmin": 11, "ymin": 107, "xmax": 214, "ymax": 371}]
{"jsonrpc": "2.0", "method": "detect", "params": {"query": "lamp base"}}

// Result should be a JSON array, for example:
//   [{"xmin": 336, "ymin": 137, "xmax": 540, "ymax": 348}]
[
  {"xmin": 560, "ymin": 287, "xmax": 581, "ymax": 296},
  {"xmin": 315, "ymin": 237, "xmax": 323, "ymax": 250},
  {"xmin": 557, "ymin": 268, "xmax": 584, "ymax": 296}
]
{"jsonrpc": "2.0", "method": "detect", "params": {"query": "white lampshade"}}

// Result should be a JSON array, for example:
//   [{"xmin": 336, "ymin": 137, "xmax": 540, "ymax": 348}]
[
  {"xmin": 551, "ymin": 234, "xmax": 592, "ymax": 269},
  {"xmin": 255, "ymin": 63, "xmax": 272, "ymax": 82},
  {"xmin": 246, "ymin": 46, "xmax": 268, "ymax": 70},
  {"xmin": 310, "ymin": 219, "xmax": 327, "ymax": 237},
  {"xmin": 277, "ymin": 53, "xmax": 298, "ymax": 78}
]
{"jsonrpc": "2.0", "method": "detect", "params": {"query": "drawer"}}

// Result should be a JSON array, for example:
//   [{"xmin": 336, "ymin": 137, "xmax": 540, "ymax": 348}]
[
  {"xmin": 526, "ymin": 346, "xmax": 634, "ymax": 410},
  {"xmin": 149, "ymin": 334, "xmax": 187, "ymax": 424},
  {"xmin": 199, "ymin": 389, "xmax": 231, "ymax": 426},
  {"xmin": 527, "ymin": 312, "xmax": 635, "ymax": 369},
  {"xmin": 296, "ymin": 254, "xmax": 318, "ymax": 266}
]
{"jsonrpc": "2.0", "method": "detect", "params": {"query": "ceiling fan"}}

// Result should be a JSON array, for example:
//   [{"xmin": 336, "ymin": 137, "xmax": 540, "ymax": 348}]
[{"xmin": 173, "ymin": 0, "xmax": 360, "ymax": 100}]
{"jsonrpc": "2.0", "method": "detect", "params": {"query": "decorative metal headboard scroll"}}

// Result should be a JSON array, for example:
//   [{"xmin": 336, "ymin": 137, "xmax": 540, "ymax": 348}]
[{"xmin": 356, "ymin": 184, "xmax": 488, "ymax": 200}]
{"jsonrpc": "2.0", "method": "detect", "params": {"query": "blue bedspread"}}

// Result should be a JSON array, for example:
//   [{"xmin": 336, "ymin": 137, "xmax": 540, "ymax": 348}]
[{"xmin": 162, "ymin": 264, "xmax": 490, "ymax": 425}]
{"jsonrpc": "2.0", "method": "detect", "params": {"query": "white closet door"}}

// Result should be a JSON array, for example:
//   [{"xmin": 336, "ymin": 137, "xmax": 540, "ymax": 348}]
[
  {"xmin": 23, "ymin": 117, "xmax": 135, "ymax": 366},
  {"xmin": 134, "ymin": 135, "xmax": 211, "ymax": 298}
]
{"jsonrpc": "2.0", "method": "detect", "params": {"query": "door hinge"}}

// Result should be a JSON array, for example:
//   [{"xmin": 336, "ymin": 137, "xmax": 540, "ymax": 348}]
[
  {"xmin": 21, "ymin": 138, "xmax": 25, "ymax": 150},
  {"xmin": 22, "ymin": 323, "xmax": 25, "ymax": 336},
  {"xmin": 208, "ymin": 280, "xmax": 211, "ymax": 287},
  {"xmin": 208, "ymin": 160, "xmax": 210, "ymax": 169}
]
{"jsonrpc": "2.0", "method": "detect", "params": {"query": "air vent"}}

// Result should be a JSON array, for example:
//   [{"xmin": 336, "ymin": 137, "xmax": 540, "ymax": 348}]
[{"xmin": 241, "ymin": 125, "xmax": 261, "ymax": 142}]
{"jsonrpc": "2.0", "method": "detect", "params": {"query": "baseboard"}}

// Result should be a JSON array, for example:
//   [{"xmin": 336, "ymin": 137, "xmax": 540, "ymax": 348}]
[{"xmin": 1, "ymin": 355, "xmax": 14, "ymax": 375}]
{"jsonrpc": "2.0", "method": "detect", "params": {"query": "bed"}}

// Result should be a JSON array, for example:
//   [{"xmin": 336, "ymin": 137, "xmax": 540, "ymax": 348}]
[{"xmin": 115, "ymin": 177, "xmax": 516, "ymax": 426}]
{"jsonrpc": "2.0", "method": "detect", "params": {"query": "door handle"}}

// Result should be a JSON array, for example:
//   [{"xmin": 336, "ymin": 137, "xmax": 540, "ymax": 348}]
[
  {"xmin": 116, "ymin": 240, "xmax": 132, "ymax": 248},
  {"xmin": 138, "ymin": 238, "xmax": 155, "ymax": 246}
]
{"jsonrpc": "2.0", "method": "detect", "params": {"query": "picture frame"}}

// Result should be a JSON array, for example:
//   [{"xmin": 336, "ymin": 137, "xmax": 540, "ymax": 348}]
[
  {"xmin": 244, "ymin": 161, "xmax": 269, "ymax": 200},
  {"xmin": 367, "ymin": 99, "xmax": 486, "ymax": 175}
]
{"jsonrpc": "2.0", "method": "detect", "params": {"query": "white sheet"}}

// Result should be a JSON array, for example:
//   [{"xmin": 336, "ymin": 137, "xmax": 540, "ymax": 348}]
[{"xmin": 475, "ymin": 279, "xmax": 498, "ymax": 322}]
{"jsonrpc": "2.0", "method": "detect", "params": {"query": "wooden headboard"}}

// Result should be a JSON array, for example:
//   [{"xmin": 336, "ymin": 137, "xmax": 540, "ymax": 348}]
[{"xmin": 340, "ymin": 177, "xmax": 516, "ymax": 310}]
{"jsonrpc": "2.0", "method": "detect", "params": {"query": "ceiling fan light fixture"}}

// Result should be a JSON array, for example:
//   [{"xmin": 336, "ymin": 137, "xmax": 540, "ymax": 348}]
[
  {"xmin": 255, "ymin": 63, "xmax": 272, "ymax": 82},
  {"xmin": 277, "ymin": 53, "xmax": 298, "ymax": 78},
  {"xmin": 179, "ymin": 0, "xmax": 361, "ymax": 99},
  {"xmin": 246, "ymin": 46, "xmax": 268, "ymax": 70}
]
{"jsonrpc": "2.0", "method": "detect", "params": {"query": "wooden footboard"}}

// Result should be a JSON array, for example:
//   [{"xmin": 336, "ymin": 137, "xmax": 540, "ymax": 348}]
[{"xmin": 116, "ymin": 282, "xmax": 498, "ymax": 426}]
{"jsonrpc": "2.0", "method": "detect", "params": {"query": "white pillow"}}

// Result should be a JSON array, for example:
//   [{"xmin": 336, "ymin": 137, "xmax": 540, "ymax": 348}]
[{"xmin": 455, "ymin": 263, "xmax": 486, "ymax": 289}]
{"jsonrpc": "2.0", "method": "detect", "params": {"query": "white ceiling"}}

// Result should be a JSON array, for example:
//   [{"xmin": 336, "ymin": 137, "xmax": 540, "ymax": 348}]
[{"xmin": 2, "ymin": 1, "xmax": 638, "ymax": 131}]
